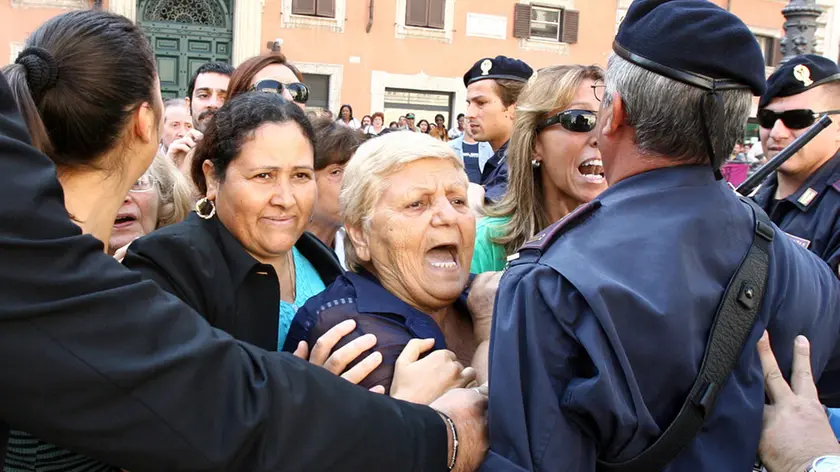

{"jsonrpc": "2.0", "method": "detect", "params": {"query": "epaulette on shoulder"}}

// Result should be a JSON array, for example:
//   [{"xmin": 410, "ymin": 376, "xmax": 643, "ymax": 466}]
[
  {"xmin": 830, "ymin": 173, "xmax": 840, "ymax": 193},
  {"xmin": 519, "ymin": 200, "xmax": 602, "ymax": 253}
]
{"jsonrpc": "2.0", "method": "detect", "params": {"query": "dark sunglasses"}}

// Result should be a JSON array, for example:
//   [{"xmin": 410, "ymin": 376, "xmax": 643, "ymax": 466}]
[
  {"xmin": 536, "ymin": 109, "xmax": 598, "ymax": 133},
  {"xmin": 757, "ymin": 108, "xmax": 840, "ymax": 130},
  {"xmin": 251, "ymin": 79, "xmax": 310, "ymax": 104}
]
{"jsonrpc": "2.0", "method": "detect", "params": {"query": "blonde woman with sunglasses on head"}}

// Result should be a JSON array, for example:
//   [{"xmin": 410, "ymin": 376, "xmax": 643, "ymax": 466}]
[{"xmin": 471, "ymin": 65, "xmax": 608, "ymax": 273}]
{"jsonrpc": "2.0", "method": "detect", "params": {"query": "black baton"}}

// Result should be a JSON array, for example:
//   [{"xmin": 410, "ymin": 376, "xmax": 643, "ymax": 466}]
[{"xmin": 736, "ymin": 115, "xmax": 833, "ymax": 196}]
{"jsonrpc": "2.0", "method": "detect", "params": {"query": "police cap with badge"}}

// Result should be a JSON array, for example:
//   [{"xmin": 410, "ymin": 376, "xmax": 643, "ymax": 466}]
[
  {"xmin": 463, "ymin": 55, "xmax": 533, "ymax": 87},
  {"xmin": 612, "ymin": 0, "xmax": 766, "ymax": 179},
  {"xmin": 758, "ymin": 54, "xmax": 840, "ymax": 131}
]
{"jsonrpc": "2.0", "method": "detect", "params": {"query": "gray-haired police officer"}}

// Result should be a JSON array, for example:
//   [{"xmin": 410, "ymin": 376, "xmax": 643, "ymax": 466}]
[{"xmin": 482, "ymin": 0, "xmax": 840, "ymax": 470}]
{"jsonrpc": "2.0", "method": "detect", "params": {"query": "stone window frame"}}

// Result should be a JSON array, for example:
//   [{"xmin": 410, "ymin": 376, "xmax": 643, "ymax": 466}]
[
  {"xmin": 281, "ymin": 0, "xmax": 346, "ymax": 33},
  {"xmin": 295, "ymin": 62, "xmax": 343, "ymax": 113},
  {"xmin": 369, "ymin": 70, "xmax": 466, "ymax": 119},
  {"xmin": 394, "ymin": 0, "xmax": 456, "ymax": 44},
  {"xmin": 516, "ymin": 0, "xmax": 575, "ymax": 55}
]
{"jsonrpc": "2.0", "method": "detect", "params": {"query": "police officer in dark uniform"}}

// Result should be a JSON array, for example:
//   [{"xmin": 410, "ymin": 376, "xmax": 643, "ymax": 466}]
[
  {"xmin": 753, "ymin": 55, "xmax": 840, "ymax": 275},
  {"xmin": 482, "ymin": 1, "xmax": 840, "ymax": 470},
  {"xmin": 463, "ymin": 56, "xmax": 532, "ymax": 203}
]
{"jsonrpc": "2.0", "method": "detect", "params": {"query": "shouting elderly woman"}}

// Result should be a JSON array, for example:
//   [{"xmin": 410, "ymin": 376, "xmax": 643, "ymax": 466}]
[{"xmin": 285, "ymin": 132, "xmax": 489, "ymax": 403}]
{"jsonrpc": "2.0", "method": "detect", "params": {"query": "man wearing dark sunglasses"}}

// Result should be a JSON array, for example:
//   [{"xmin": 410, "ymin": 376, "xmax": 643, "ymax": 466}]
[{"xmin": 753, "ymin": 55, "xmax": 840, "ymax": 275}]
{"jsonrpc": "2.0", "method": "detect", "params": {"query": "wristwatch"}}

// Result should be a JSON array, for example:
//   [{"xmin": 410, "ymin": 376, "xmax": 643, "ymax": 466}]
[{"xmin": 808, "ymin": 456, "xmax": 840, "ymax": 472}]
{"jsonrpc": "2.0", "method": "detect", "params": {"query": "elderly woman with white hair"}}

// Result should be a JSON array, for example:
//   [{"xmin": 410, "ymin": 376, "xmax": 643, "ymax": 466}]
[{"xmin": 285, "ymin": 131, "xmax": 489, "ymax": 404}]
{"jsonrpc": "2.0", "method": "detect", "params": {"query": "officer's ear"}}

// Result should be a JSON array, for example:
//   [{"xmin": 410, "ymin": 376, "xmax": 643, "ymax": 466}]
[
  {"xmin": 346, "ymin": 224, "xmax": 371, "ymax": 263},
  {"xmin": 600, "ymin": 92, "xmax": 625, "ymax": 137}
]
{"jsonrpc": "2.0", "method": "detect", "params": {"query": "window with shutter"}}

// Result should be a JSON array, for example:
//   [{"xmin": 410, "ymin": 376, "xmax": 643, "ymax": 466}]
[
  {"xmin": 292, "ymin": 0, "xmax": 334, "ymax": 17},
  {"xmin": 755, "ymin": 34, "xmax": 780, "ymax": 67},
  {"xmin": 772, "ymin": 37, "xmax": 783, "ymax": 68},
  {"xmin": 302, "ymin": 73, "xmax": 330, "ymax": 110},
  {"xmin": 561, "ymin": 10, "xmax": 579, "ymax": 44},
  {"xmin": 513, "ymin": 4, "xmax": 531, "ymax": 39},
  {"xmin": 427, "ymin": 0, "xmax": 445, "ymax": 29},
  {"xmin": 530, "ymin": 6, "xmax": 561, "ymax": 41},
  {"xmin": 315, "ymin": 0, "xmax": 335, "ymax": 17},
  {"xmin": 406, "ymin": 0, "xmax": 429, "ymax": 27},
  {"xmin": 291, "ymin": 0, "xmax": 316, "ymax": 16}
]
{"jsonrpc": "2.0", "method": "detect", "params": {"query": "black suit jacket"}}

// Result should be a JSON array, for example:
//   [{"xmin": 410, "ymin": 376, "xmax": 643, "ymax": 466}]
[
  {"xmin": 123, "ymin": 213, "xmax": 343, "ymax": 352},
  {"xmin": 0, "ymin": 73, "xmax": 448, "ymax": 470}
]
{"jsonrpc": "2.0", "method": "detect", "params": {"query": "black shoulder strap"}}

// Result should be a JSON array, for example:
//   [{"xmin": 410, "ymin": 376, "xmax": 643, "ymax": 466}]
[{"xmin": 596, "ymin": 197, "xmax": 774, "ymax": 472}]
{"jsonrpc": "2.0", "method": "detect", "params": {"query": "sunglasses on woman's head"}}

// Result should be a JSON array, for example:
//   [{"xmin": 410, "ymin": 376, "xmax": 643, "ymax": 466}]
[
  {"xmin": 757, "ymin": 108, "xmax": 840, "ymax": 130},
  {"xmin": 536, "ymin": 109, "xmax": 598, "ymax": 133},
  {"xmin": 251, "ymin": 79, "xmax": 310, "ymax": 104}
]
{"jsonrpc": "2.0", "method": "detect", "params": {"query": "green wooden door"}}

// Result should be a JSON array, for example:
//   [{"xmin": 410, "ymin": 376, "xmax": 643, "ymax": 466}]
[{"xmin": 138, "ymin": 0, "xmax": 233, "ymax": 99}]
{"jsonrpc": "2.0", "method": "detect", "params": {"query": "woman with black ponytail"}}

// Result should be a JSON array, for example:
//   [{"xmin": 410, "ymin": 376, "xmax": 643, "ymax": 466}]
[{"xmin": 2, "ymin": 9, "xmax": 162, "ymax": 472}]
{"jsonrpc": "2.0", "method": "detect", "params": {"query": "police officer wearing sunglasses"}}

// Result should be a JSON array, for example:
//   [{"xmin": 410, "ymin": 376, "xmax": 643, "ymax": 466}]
[
  {"xmin": 483, "ymin": 1, "xmax": 840, "ymax": 471},
  {"xmin": 753, "ymin": 55, "xmax": 840, "ymax": 276}
]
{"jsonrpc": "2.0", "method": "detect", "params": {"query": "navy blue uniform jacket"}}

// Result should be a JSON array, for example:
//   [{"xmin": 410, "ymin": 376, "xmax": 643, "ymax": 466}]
[
  {"xmin": 482, "ymin": 166, "xmax": 840, "ymax": 471},
  {"xmin": 481, "ymin": 141, "xmax": 509, "ymax": 203},
  {"xmin": 753, "ymin": 152, "xmax": 840, "ymax": 274},
  {"xmin": 0, "ymin": 72, "xmax": 448, "ymax": 470}
]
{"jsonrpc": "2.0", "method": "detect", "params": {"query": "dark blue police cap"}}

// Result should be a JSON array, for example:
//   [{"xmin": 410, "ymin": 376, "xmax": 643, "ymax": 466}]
[
  {"xmin": 759, "ymin": 55, "xmax": 840, "ymax": 108},
  {"xmin": 463, "ymin": 56, "xmax": 533, "ymax": 87},
  {"xmin": 614, "ymin": 0, "xmax": 766, "ymax": 96}
]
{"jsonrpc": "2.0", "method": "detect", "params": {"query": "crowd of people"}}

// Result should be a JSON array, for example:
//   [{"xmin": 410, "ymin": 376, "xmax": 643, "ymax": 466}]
[
  {"xmin": 326, "ymin": 103, "xmax": 466, "ymax": 142},
  {"xmin": 1, "ymin": 0, "xmax": 840, "ymax": 471}
]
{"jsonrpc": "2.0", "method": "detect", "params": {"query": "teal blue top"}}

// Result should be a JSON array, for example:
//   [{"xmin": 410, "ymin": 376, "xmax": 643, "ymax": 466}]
[{"xmin": 277, "ymin": 247, "xmax": 326, "ymax": 350}]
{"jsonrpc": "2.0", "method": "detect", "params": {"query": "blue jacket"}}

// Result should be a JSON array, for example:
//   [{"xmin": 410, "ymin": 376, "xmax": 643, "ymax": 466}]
[
  {"xmin": 481, "ymin": 141, "xmax": 510, "ymax": 203},
  {"xmin": 482, "ymin": 165, "xmax": 840, "ymax": 471},
  {"xmin": 286, "ymin": 270, "xmax": 453, "ymax": 392},
  {"xmin": 752, "ymin": 152, "xmax": 840, "ymax": 274}
]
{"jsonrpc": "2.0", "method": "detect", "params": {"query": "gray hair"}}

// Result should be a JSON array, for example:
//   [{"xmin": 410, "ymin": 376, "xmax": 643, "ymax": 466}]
[
  {"xmin": 163, "ymin": 98, "xmax": 188, "ymax": 110},
  {"xmin": 148, "ymin": 152, "xmax": 195, "ymax": 228},
  {"xmin": 340, "ymin": 131, "xmax": 465, "ymax": 272},
  {"xmin": 604, "ymin": 54, "xmax": 752, "ymax": 165}
]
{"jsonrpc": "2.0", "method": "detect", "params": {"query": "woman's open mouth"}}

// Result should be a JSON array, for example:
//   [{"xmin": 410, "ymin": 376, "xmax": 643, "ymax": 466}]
[
  {"xmin": 113, "ymin": 214, "xmax": 137, "ymax": 229},
  {"xmin": 425, "ymin": 243, "xmax": 460, "ymax": 270},
  {"xmin": 578, "ymin": 158, "xmax": 605, "ymax": 183}
]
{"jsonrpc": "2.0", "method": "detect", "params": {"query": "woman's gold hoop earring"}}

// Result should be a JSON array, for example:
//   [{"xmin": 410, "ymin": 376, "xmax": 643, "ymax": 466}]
[{"xmin": 195, "ymin": 197, "xmax": 216, "ymax": 220}]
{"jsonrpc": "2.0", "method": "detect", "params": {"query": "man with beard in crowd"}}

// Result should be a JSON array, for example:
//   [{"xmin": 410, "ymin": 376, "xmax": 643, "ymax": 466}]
[{"xmin": 166, "ymin": 62, "xmax": 233, "ymax": 174}]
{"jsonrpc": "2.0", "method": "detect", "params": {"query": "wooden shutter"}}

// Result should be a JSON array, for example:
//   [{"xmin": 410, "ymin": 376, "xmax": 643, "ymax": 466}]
[
  {"xmin": 561, "ymin": 9, "xmax": 580, "ymax": 44},
  {"xmin": 316, "ymin": 0, "xmax": 335, "ymax": 17},
  {"xmin": 772, "ymin": 37, "xmax": 783, "ymax": 67},
  {"xmin": 513, "ymin": 3, "xmax": 531, "ymax": 39},
  {"xmin": 428, "ymin": 0, "xmax": 445, "ymax": 29},
  {"xmin": 292, "ymin": 0, "xmax": 316, "ymax": 15},
  {"xmin": 406, "ymin": 0, "xmax": 429, "ymax": 27}
]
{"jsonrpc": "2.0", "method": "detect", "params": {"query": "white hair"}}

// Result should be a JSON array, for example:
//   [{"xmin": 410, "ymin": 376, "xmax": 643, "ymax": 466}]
[{"xmin": 340, "ymin": 131, "xmax": 464, "ymax": 271}]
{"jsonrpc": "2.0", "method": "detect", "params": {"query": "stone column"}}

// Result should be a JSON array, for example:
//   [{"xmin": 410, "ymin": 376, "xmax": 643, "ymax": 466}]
[
  {"xmin": 232, "ymin": 0, "xmax": 263, "ymax": 66},
  {"xmin": 780, "ymin": 0, "xmax": 824, "ymax": 63},
  {"xmin": 108, "ymin": 0, "xmax": 136, "ymax": 22}
]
